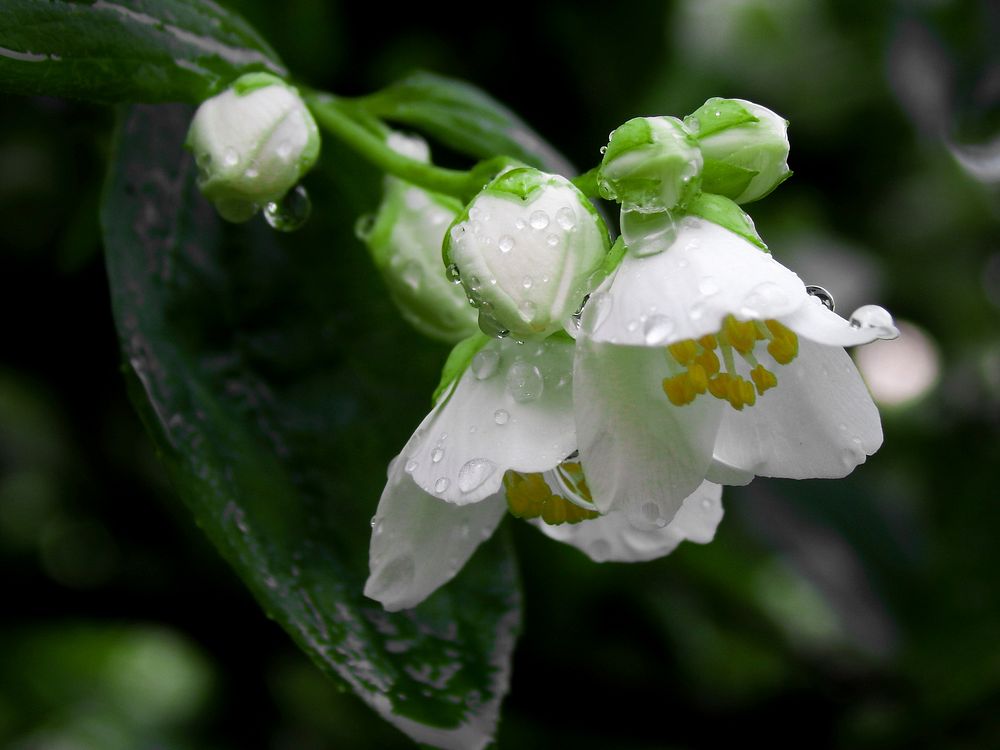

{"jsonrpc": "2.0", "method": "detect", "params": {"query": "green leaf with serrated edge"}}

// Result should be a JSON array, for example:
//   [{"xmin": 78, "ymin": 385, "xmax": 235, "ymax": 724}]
[
  {"xmin": 685, "ymin": 98, "xmax": 759, "ymax": 139},
  {"xmin": 0, "ymin": 0, "xmax": 284, "ymax": 104},
  {"xmin": 356, "ymin": 71, "xmax": 574, "ymax": 175},
  {"xmin": 684, "ymin": 193, "xmax": 768, "ymax": 251},
  {"xmin": 432, "ymin": 334, "xmax": 491, "ymax": 405},
  {"xmin": 700, "ymin": 158, "xmax": 759, "ymax": 200},
  {"xmin": 102, "ymin": 104, "xmax": 521, "ymax": 750}
]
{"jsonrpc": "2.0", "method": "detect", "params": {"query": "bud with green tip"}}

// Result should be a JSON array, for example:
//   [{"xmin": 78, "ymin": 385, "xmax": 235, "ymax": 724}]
[
  {"xmin": 363, "ymin": 133, "xmax": 480, "ymax": 343},
  {"xmin": 444, "ymin": 167, "xmax": 611, "ymax": 340},
  {"xmin": 597, "ymin": 116, "xmax": 703, "ymax": 213},
  {"xmin": 186, "ymin": 72, "xmax": 320, "ymax": 222},
  {"xmin": 685, "ymin": 97, "xmax": 790, "ymax": 204}
]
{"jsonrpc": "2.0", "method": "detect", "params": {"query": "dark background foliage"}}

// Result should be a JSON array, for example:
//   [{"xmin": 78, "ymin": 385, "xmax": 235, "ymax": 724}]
[{"xmin": 1, "ymin": 0, "xmax": 998, "ymax": 747}]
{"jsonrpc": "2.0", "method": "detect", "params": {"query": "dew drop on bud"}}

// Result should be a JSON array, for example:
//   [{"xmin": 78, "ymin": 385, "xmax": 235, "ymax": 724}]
[
  {"xmin": 446, "ymin": 264, "xmax": 462, "ymax": 284},
  {"xmin": 264, "ymin": 185, "xmax": 311, "ymax": 232},
  {"xmin": 806, "ymin": 284, "xmax": 836, "ymax": 312},
  {"xmin": 354, "ymin": 212, "xmax": 376, "ymax": 241},
  {"xmin": 223, "ymin": 147, "xmax": 239, "ymax": 167},
  {"xmin": 529, "ymin": 210, "xmax": 549, "ymax": 230},
  {"xmin": 471, "ymin": 349, "xmax": 500, "ymax": 380},
  {"xmin": 498, "ymin": 235, "xmax": 515, "ymax": 253}
]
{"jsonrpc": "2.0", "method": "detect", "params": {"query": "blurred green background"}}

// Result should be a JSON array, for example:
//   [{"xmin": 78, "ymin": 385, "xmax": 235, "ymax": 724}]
[{"xmin": 1, "ymin": 0, "xmax": 998, "ymax": 747}]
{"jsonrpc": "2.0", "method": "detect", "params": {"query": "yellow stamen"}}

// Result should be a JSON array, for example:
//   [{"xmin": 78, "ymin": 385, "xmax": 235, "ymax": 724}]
[
  {"xmin": 722, "ymin": 315, "xmax": 757, "ymax": 355},
  {"xmin": 750, "ymin": 364, "xmax": 777, "ymax": 395},
  {"xmin": 667, "ymin": 339, "xmax": 698, "ymax": 365},
  {"xmin": 695, "ymin": 349, "xmax": 720, "ymax": 376},
  {"xmin": 504, "ymin": 470, "xmax": 600, "ymax": 525}
]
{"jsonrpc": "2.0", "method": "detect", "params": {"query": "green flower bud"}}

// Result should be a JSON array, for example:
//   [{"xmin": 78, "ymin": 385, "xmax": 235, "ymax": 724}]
[
  {"xmin": 685, "ymin": 97, "xmax": 790, "ymax": 204},
  {"xmin": 363, "ymin": 133, "xmax": 479, "ymax": 343},
  {"xmin": 186, "ymin": 72, "xmax": 320, "ymax": 222},
  {"xmin": 597, "ymin": 116, "xmax": 702, "ymax": 212},
  {"xmin": 444, "ymin": 168, "xmax": 611, "ymax": 340}
]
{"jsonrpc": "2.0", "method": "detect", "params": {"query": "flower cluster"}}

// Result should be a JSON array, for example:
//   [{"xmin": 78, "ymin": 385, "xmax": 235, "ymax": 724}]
[{"xmin": 362, "ymin": 98, "xmax": 899, "ymax": 611}]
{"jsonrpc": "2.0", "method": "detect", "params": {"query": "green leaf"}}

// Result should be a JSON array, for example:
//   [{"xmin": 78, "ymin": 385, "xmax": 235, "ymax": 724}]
[
  {"xmin": 684, "ymin": 97, "xmax": 759, "ymax": 138},
  {"xmin": 0, "ymin": 0, "xmax": 285, "ymax": 104},
  {"xmin": 357, "ymin": 71, "xmax": 574, "ymax": 175},
  {"xmin": 102, "ymin": 103, "xmax": 521, "ymax": 749},
  {"xmin": 685, "ymin": 192, "xmax": 768, "ymax": 251}
]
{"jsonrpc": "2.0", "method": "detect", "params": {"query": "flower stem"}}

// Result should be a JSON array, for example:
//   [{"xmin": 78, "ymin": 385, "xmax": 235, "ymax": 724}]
[{"xmin": 305, "ymin": 92, "xmax": 506, "ymax": 202}]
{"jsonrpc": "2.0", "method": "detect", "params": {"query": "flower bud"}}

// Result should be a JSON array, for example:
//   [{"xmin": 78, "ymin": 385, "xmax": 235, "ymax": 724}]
[
  {"xmin": 186, "ymin": 72, "xmax": 320, "ymax": 222},
  {"xmin": 597, "ymin": 117, "xmax": 702, "ymax": 213},
  {"xmin": 685, "ymin": 97, "xmax": 790, "ymax": 204},
  {"xmin": 444, "ymin": 168, "xmax": 611, "ymax": 340},
  {"xmin": 363, "ymin": 133, "xmax": 479, "ymax": 343}
]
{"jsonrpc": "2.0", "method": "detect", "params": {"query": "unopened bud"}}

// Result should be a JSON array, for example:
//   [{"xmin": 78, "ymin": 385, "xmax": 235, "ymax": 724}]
[
  {"xmin": 445, "ymin": 168, "xmax": 611, "ymax": 340},
  {"xmin": 363, "ymin": 133, "xmax": 479, "ymax": 343},
  {"xmin": 597, "ymin": 117, "xmax": 702, "ymax": 212},
  {"xmin": 186, "ymin": 73, "xmax": 320, "ymax": 222},
  {"xmin": 685, "ymin": 98, "xmax": 790, "ymax": 204}
]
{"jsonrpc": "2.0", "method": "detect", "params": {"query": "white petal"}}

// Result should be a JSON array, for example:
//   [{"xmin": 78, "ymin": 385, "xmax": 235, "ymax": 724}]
[
  {"xmin": 365, "ymin": 460, "xmax": 507, "ymax": 612},
  {"xmin": 534, "ymin": 481, "xmax": 724, "ymax": 562},
  {"xmin": 779, "ymin": 297, "xmax": 895, "ymax": 347},
  {"xmin": 711, "ymin": 338, "xmax": 883, "ymax": 479},
  {"xmin": 404, "ymin": 337, "xmax": 576, "ymax": 505},
  {"xmin": 574, "ymin": 338, "xmax": 724, "ymax": 521},
  {"xmin": 582, "ymin": 217, "xmax": 808, "ymax": 346}
]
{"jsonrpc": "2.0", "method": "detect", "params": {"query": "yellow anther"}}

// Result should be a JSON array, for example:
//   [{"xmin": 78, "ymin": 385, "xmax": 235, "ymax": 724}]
[
  {"xmin": 725, "ymin": 376, "xmax": 746, "ymax": 411},
  {"xmin": 667, "ymin": 339, "xmax": 698, "ymax": 365},
  {"xmin": 722, "ymin": 315, "xmax": 757, "ymax": 355},
  {"xmin": 662, "ymin": 374, "xmax": 694, "ymax": 406},
  {"xmin": 698, "ymin": 334, "xmax": 718, "ymax": 350},
  {"xmin": 541, "ymin": 497, "xmax": 567, "ymax": 524},
  {"xmin": 767, "ymin": 337, "xmax": 798, "ymax": 365},
  {"xmin": 687, "ymin": 363, "xmax": 709, "ymax": 393},
  {"xmin": 740, "ymin": 378, "xmax": 757, "ymax": 407},
  {"xmin": 751, "ymin": 364, "xmax": 777, "ymax": 395},
  {"xmin": 694, "ymin": 349, "xmax": 720, "ymax": 376},
  {"xmin": 503, "ymin": 471, "xmax": 598, "ymax": 524}
]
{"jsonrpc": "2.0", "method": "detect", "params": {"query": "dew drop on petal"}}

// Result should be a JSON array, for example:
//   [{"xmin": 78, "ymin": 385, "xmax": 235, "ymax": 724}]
[
  {"xmin": 431, "ymin": 447, "xmax": 444, "ymax": 463},
  {"xmin": 404, "ymin": 459, "xmax": 418, "ymax": 473},
  {"xmin": 494, "ymin": 409, "xmax": 509, "ymax": 425},
  {"xmin": 698, "ymin": 277, "xmax": 720, "ymax": 296},
  {"xmin": 529, "ymin": 210, "xmax": 550, "ymax": 230},
  {"xmin": 506, "ymin": 362, "xmax": 544, "ymax": 403},
  {"xmin": 643, "ymin": 315, "xmax": 675, "ymax": 345},
  {"xmin": 522, "ymin": 276, "xmax": 533, "ymax": 289},
  {"xmin": 458, "ymin": 458, "xmax": 497, "ymax": 493},
  {"xmin": 806, "ymin": 284, "xmax": 836, "ymax": 312},
  {"xmin": 471, "ymin": 349, "xmax": 500, "ymax": 380},
  {"xmin": 849, "ymin": 304, "xmax": 899, "ymax": 339},
  {"xmin": 498, "ymin": 235, "xmax": 515, "ymax": 253},
  {"xmin": 434, "ymin": 477, "xmax": 450, "ymax": 493}
]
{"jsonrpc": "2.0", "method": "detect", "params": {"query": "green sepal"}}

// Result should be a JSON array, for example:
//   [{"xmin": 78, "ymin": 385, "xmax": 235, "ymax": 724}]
[
  {"xmin": 597, "ymin": 235, "xmax": 628, "ymax": 279},
  {"xmin": 602, "ymin": 118, "xmax": 654, "ymax": 162},
  {"xmin": 685, "ymin": 193, "xmax": 767, "ymax": 251},
  {"xmin": 700, "ymin": 159, "xmax": 759, "ymax": 201},
  {"xmin": 483, "ymin": 166, "xmax": 550, "ymax": 202},
  {"xmin": 432, "ymin": 333, "xmax": 491, "ymax": 404},
  {"xmin": 684, "ymin": 98, "xmax": 759, "ymax": 138},
  {"xmin": 232, "ymin": 71, "xmax": 285, "ymax": 96}
]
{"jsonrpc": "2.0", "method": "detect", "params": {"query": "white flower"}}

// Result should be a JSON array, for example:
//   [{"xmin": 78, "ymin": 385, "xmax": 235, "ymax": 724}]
[
  {"xmin": 573, "ymin": 215, "xmax": 898, "ymax": 526},
  {"xmin": 364, "ymin": 335, "xmax": 724, "ymax": 612}
]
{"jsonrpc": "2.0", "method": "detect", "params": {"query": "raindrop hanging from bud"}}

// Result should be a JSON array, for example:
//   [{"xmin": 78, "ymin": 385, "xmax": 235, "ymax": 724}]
[{"xmin": 264, "ymin": 184, "xmax": 312, "ymax": 232}]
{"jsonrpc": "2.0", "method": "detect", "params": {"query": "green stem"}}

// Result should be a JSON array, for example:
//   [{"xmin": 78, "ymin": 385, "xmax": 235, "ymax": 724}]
[
  {"xmin": 571, "ymin": 166, "xmax": 601, "ymax": 198},
  {"xmin": 305, "ymin": 92, "xmax": 505, "ymax": 201}
]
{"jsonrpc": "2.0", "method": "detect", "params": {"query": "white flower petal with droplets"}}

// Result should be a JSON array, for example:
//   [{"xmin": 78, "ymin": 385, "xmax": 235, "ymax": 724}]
[
  {"xmin": 404, "ymin": 337, "xmax": 575, "ymax": 505},
  {"xmin": 365, "ymin": 459, "xmax": 507, "ymax": 612},
  {"xmin": 582, "ymin": 217, "xmax": 807, "ymax": 346},
  {"xmin": 711, "ymin": 338, "xmax": 883, "ymax": 479},
  {"xmin": 778, "ymin": 297, "xmax": 898, "ymax": 347},
  {"xmin": 574, "ymin": 337, "xmax": 724, "ymax": 521},
  {"xmin": 535, "ymin": 481, "xmax": 723, "ymax": 562}
]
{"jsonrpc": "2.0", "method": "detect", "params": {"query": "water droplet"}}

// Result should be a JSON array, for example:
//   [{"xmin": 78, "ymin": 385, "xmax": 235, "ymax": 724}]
[
  {"xmin": 700, "ymin": 497, "xmax": 712, "ymax": 511},
  {"xmin": 468, "ymin": 275, "xmax": 482, "ymax": 291},
  {"xmin": 431, "ymin": 447, "xmax": 444, "ymax": 463},
  {"xmin": 515, "ymin": 218, "xmax": 526, "ymax": 230},
  {"xmin": 740, "ymin": 282, "xmax": 789, "ymax": 318},
  {"xmin": 405, "ymin": 459, "xmax": 418, "ymax": 473},
  {"xmin": 519, "ymin": 300, "xmax": 537, "ymax": 320},
  {"xmin": 522, "ymin": 276, "xmax": 533, "ymax": 289},
  {"xmin": 546, "ymin": 233, "xmax": 560, "ymax": 247},
  {"xmin": 264, "ymin": 185, "xmax": 312, "ymax": 232},
  {"xmin": 805, "ymin": 284, "xmax": 836, "ymax": 312},
  {"xmin": 243, "ymin": 161, "xmax": 259, "ymax": 179},
  {"xmin": 223, "ymin": 147, "xmax": 239, "ymax": 167},
  {"xmin": 398, "ymin": 260, "xmax": 422, "ymax": 290},
  {"xmin": 599, "ymin": 145, "xmax": 608, "ymax": 155},
  {"xmin": 506, "ymin": 362, "xmax": 544, "ymax": 403},
  {"xmin": 688, "ymin": 302, "xmax": 706, "ymax": 321},
  {"xmin": 354, "ymin": 213, "xmax": 376, "ymax": 241},
  {"xmin": 698, "ymin": 277, "xmax": 720, "ymax": 296},
  {"xmin": 276, "ymin": 140, "xmax": 293, "ymax": 160},
  {"xmin": 370, "ymin": 515, "xmax": 377, "ymax": 529},
  {"xmin": 529, "ymin": 210, "xmax": 550, "ymax": 230},
  {"xmin": 643, "ymin": 315, "xmax": 675, "ymax": 345},
  {"xmin": 849, "ymin": 304, "xmax": 899, "ymax": 339},
  {"xmin": 458, "ymin": 458, "xmax": 498, "ymax": 493},
  {"xmin": 469, "ymin": 349, "xmax": 500, "ymax": 381},
  {"xmin": 434, "ymin": 477, "xmax": 450, "ymax": 494},
  {"xmin": 446, "ymin": 264, "xmax": 461, "ymax": 283},
  {"xmin": 498, "ymin": 235, "xmax": 515, "ymax": 253},
  {"xmin": 494, "ymin": 408, "xmax": 509, "ymax": 425},
  {"xmin": 713, "ymin": 109, "xmax": 722, "ymax": 117}
]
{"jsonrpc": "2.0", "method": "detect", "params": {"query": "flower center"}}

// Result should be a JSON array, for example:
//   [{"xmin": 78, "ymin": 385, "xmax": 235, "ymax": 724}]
[
  {"xmin": 504, "ymin": 462, "xmax": 601, "ymax": 525},
  {"xmin": 661, "ymin": 315, "xmax": 798, "ymax": 411}
]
